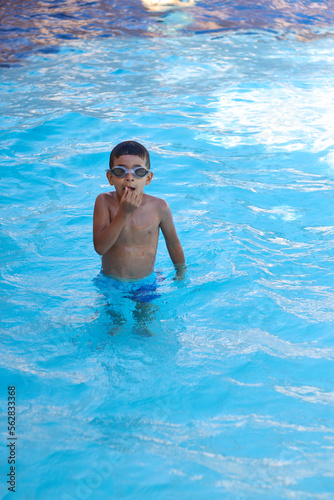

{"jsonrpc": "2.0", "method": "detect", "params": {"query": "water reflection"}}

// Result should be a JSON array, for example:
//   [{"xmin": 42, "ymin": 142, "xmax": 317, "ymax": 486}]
[
  {"xmin": 1, "ymin": 0, "xmax": 334, "ymax": 64},
  {"xmin": 142, "ymin": 0, "xmax": 195, "ymax": 11}
]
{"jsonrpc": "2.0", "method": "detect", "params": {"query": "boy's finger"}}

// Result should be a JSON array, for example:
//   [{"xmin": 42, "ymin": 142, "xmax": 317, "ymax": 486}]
[{"xmin": 121, "ymin": 188, "xmax": 142, "ymax": 206}]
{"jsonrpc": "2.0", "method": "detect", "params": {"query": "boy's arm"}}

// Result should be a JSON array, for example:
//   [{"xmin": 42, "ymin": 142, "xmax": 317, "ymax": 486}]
[
  {"xmin": 93, "ymin": 189, "xmax": 142, "ymax": 255},
  {"xmin": 159, "ymin": 202, "xmax": 185, "ymax": 277}
]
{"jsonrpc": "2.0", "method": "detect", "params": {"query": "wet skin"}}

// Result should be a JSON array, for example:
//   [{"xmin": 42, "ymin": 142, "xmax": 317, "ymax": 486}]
[{"xmin": 93, "ymin": 155, "xmax": 185, "ymax": 280}]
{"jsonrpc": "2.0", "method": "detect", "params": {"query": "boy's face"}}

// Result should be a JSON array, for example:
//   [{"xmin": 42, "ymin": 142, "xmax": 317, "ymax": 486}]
[{"xmin": 107, "ymin": 154, "xmax": 153, "ymax": 200}]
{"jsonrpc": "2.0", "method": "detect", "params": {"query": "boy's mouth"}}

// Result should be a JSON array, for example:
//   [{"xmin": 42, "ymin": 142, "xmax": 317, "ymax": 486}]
[{"xmin": 125, "ymin": 186, "xmax": 136, "ymax": 191}]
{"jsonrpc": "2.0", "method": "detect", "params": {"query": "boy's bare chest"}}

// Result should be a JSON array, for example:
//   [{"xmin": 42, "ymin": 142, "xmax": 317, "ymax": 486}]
[{"xmin": 110, "ymin": 203, "xmax": 160, "ymax": 243}]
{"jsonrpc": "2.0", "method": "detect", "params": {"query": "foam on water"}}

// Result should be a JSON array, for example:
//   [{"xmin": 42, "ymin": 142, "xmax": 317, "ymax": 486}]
[{"xmin": 1, "ymin": 24, "xmax": 334, "ymax": 500}]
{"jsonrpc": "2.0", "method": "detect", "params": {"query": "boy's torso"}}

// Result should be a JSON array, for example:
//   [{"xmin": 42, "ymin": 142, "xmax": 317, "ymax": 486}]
[{"xmin": 101, "ymin": 191, "xmax": 163, "ymax": 279}]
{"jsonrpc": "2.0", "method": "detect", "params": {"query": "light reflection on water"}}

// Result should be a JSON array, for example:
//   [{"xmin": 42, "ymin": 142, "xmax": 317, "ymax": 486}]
[{"xmin": 1, "ymin": 0, "xmax": 334, "ymax": 64}]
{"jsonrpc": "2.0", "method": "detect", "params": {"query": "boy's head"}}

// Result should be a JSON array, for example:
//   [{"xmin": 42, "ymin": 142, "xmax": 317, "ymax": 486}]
[
  {"xmin": 107, "ymin": 141, "xmax": 153, "ymax": 199},
  {"xmin": 109, "ymin": 141, "xmax": 150, "ymax": 170}
]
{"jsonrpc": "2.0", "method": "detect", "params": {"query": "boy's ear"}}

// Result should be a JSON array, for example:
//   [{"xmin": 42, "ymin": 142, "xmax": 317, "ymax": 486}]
[
  {"xmin": 145, "ymin": 171, "xmax": 153, "ymax": 186},
  {"xmin": 106, "ymin": 171, "xmax": 114, "ymax": 186}
]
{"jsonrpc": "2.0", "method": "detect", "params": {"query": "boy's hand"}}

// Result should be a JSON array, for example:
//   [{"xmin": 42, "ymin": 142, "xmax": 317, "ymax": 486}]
[
  {"xmin": 173, "ymin": 263, "xmax": 186, "ymax": 281},
  {"xmin": 119, "ymin": 187, "xmax": 143, "ymax": 215}
]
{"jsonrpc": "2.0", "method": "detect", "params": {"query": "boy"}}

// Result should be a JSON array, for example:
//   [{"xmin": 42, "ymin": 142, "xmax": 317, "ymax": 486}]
[{"xmin": 93, "ymin": 141, "xmax": 185, "ymax": 281}]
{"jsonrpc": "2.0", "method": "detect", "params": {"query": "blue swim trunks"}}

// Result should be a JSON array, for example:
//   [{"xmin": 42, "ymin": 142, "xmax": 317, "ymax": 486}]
[{"xmin": 94, "ymin": 271, "xmax": 164, "ymax": 304}]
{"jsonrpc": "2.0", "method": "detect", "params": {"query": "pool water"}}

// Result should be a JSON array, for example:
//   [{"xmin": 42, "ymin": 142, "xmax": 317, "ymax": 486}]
[{"xmin": 1, "ymin": 2, "xmax": 334, "ymax": 499}]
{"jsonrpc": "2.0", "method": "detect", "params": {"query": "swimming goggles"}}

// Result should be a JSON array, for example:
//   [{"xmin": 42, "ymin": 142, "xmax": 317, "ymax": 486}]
[{"xmin": 107, "ymin": 166, "xmax": 149, "ymax": 178}]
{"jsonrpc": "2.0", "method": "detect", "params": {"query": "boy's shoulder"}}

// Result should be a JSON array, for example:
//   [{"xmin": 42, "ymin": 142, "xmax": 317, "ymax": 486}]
[
  {"xmin": 95, "ymin": 191, "xmax": 169, "ymax": 213},
  {"xmin": 96, "ymin": 191, "xmax": 167, "ymax": 202},
  {"xmin": 143, "ymin": 193, "xmax": 167, "ymax": 205},
  {"xmin": 94, "ymin": 191, "xmax": 116, "ymax": 209},
  {"xmin": 95, "ymin": 191, "xmax": 113, "ymax": 202},
  {"xmin": 142, "ymin": 193, "xmax": 170, "ymax": 212}
]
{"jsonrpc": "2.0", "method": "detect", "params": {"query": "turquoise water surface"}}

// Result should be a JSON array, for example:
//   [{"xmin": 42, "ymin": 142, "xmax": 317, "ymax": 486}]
[{"xmin": 1, "ymin": 5, "xmax": 334, "ymax": 499}]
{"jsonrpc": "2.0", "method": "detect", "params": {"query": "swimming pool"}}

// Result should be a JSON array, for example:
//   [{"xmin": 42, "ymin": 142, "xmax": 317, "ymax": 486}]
[{"xmin": 1, "ymin": 2, "xmax": 334, "ymax": 499}]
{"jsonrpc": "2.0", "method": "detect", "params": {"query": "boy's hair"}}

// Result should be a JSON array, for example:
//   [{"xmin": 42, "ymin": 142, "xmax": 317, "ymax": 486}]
[{"xmin": 109, "ymin": 141, "xmax": 151, "ymax": 169}]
